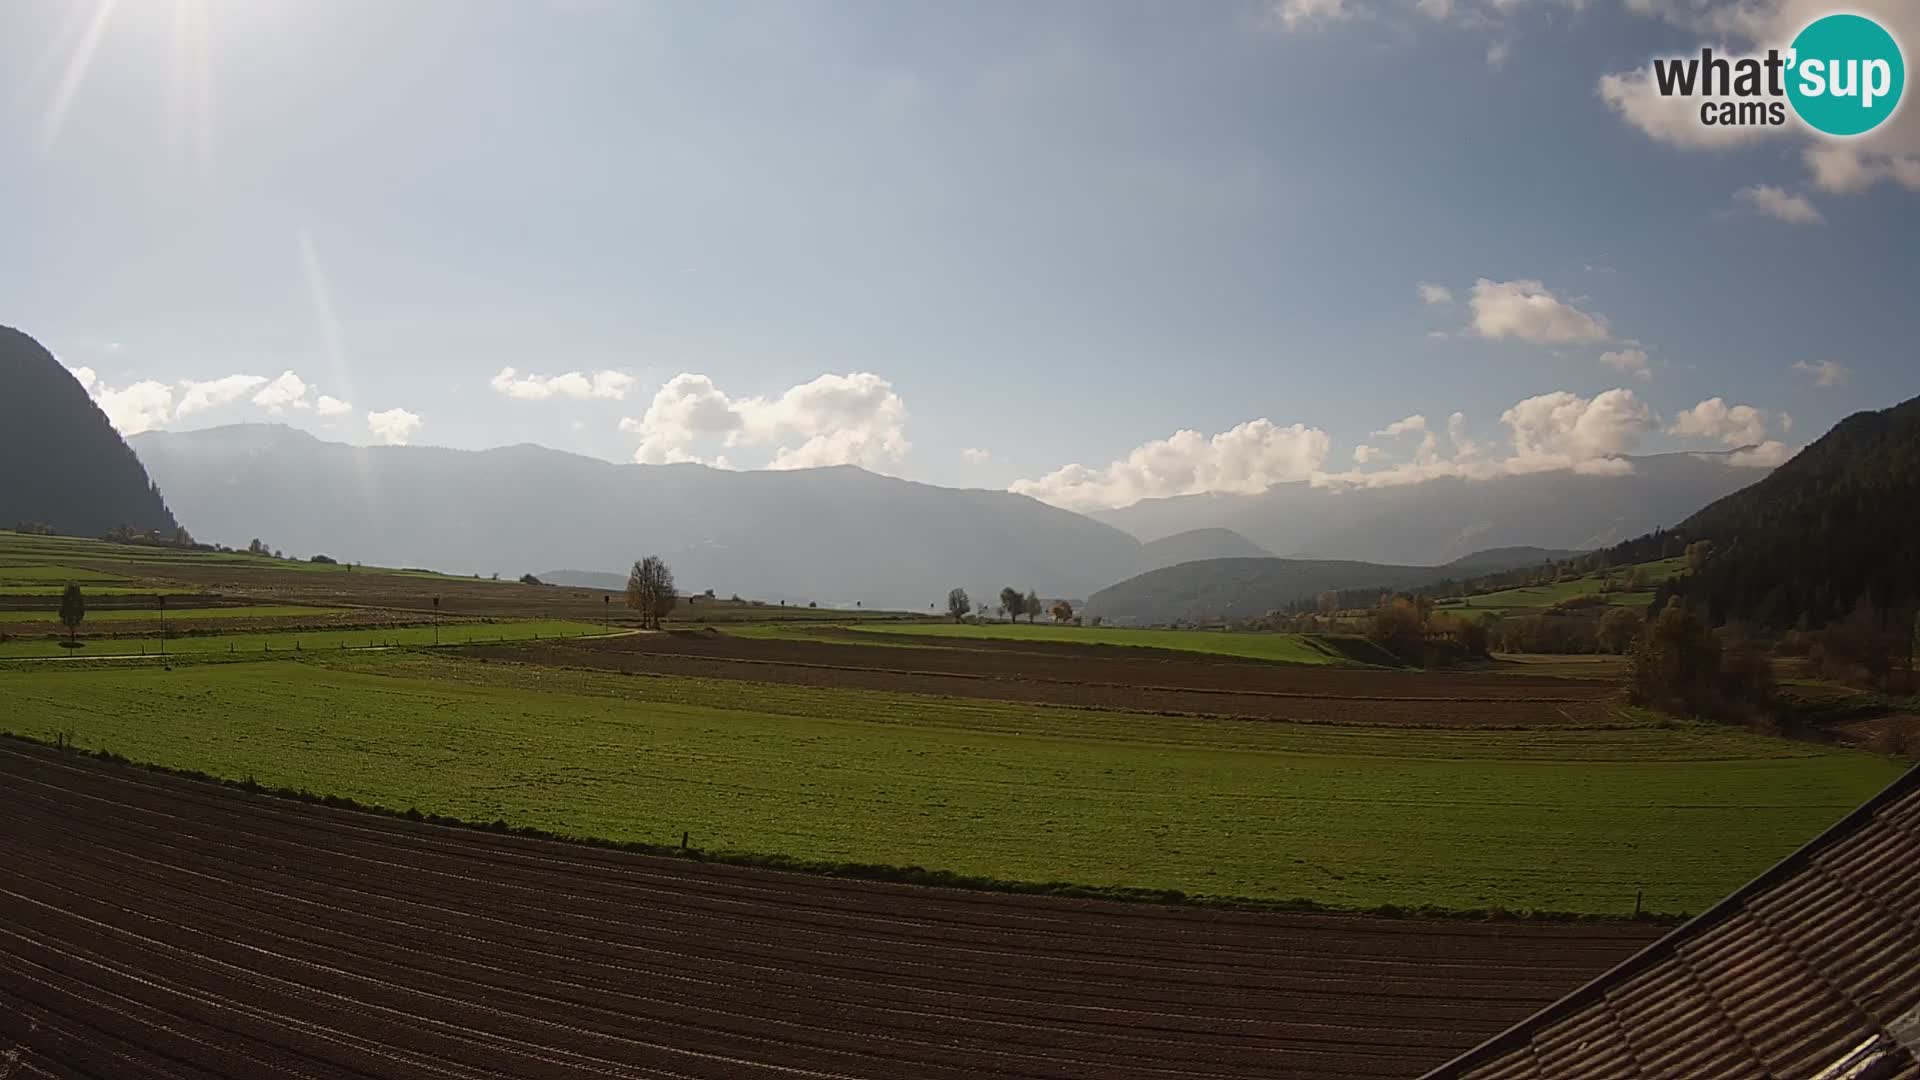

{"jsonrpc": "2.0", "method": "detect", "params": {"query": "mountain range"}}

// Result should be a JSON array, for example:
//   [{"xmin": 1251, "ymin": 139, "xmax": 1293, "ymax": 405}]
[
  {"xmin": 1092, "ymin": 453, "xmax": 1766, "ymax": 566},
  {"xmin": 128, "ymin": 421, "xmax": 1772, "ymax": 612}
]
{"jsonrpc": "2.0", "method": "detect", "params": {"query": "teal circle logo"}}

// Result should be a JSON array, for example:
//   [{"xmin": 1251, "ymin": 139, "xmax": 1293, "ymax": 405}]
[{"xmin": 1787, "ymin": 14, "xmax": 1905, "ymax": 137}]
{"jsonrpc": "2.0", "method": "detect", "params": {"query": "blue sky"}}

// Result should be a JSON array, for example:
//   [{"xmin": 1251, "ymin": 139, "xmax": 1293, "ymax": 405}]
[{"xmin": 5, "ymin": 0, "xmax": 1916, "ymax": 510}]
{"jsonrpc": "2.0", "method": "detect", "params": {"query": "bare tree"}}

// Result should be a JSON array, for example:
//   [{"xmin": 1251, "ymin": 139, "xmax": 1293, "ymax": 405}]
[
  {"xmin": 946, "ymin": 587, "xmax": 970, "ymax": 623},
  {"xmin": 1024, "ymin": 589, "xmax": 1041, "ymax": 624},
  {"xmin": 626, "ymin": 556, "xmax": 678, "ymax": 630}
]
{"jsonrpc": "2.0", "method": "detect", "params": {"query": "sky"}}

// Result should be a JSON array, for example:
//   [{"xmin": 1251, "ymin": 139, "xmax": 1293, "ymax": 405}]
[{"xmin": 4, "ymin": 0, "xmax": 1917, "ymax": 512}]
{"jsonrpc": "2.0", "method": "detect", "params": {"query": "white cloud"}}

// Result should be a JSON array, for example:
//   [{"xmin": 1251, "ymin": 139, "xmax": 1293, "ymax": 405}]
[
  {"xmin": 251, "ymin": 370, "xmax": 313, "ymax": 413},
  {"xmin": 1727, "ymin": 441, "xmax": 1792, "ymax": 467},
  {"xmin": 961, "ymin": 447, "xmax": 992, "ymax": 464},
  {"xmin": 367, "ymin": 408, "xmax": 422, "ymax": 446},
  {"xmin": 175, "ymin": 374, "xmax": 269, "ymax": 418},
  {"xmin": 1596, "ymin": 61, "xmax": 1786, "ymax": 152},
  {"xmin": 1009, "ymin": 418, "xmax": 1331, "ymax": 512},
  {"xmin": 1486, "ymin": 40, "xmax": 1511, "ymax": 69},
  {"xmin": 1600, "ymin": 346, "xmax": 1653, "ymax": 382},
  {"xmin": 1668, "ymin": 397, "xmax": 1781, "ymax": 447},
  {"xmin": 1468, "ymin": 278, "xmax": 1611, "ymax": 345},
  {"xmin": 1270, "ymin": 0, "xmax": 1350, "ymax": 29},
  {"xmin": 1415, "ymin": 0, "xmax": 1452, "ymax": 17},
  {"xmin": 620, "ymin": 371, "xmax": 910, "ymax": 471},
  {"xmin": 490, "ymin": 366, "xmax": 635, "ymax": 401},
  {"xmin": 1417, "ymin": 282, "xmax": 1453, "ymax": 305},
  {"xmin": 1446, "ymin": 411, "xmax": 1480, "ymax": 458},
  {"xmin": 1790, "ymin": 359, "xmax": 1850, "ymax": 387},
  {"xmin": 95, "ymin": 380, "xmax": 176, "ymax": 436},
  {"xmin": 1502, "ymin": 388, "xmax": 1653, "ymax": 472},
  {"xmin": 1733, "ymin": 185, "xmax": 1824, "ymax": 225},
  {"xmin": 1352, "ymin": 443, "xmax": 1379, "ymax": 464},
  {"xmin": 315, "ymin": 395, "xmax": 353, "ymax": 417},
  {"xmin": 65, "ymin": 364, "xmax": 174, "ymax": 434},
  {"xmin": 1373, "ymin": 414, "xmax": 1427, "ymax": 437}
]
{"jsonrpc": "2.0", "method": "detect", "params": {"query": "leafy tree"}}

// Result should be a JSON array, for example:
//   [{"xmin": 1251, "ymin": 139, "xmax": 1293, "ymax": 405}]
[
  {"xmin": 1024, "ymin": 589, "xmax": 1041, "ymax": 624},
  {"xmin": 626, "ymin": 555, "xmax": 677, "ymax": 629},
  {"xmin": 1598, "ymin": 607, "xmax": 1644, "ymax": 655},
  {"xmin": 946, "ymin": 587, "xmax": 970, "ymax": 623},
  {"xmin": 999, "ymin": 587, "xmax": 1023, "ymax": 623},
  {"xmin": 1049, "ymin": 599, "xmax": 1073, "ymax": 623},
  {"xmin": 519, "ymin": 573, "xmax": 543, "ymax": 586},
  {"xmin": 248, "ymin": 538, "xmax": 269, "ymax": 556},
  {"xmin": 310, "ymin": 554, "xmax": 337, "ymax": 565},
  {"xmin": 1368, "ymin": 598, "xmax": 1427, "ymax": 663},
  {"xmin": 58, "ymin": 583, "xmax": 85, "ymax": 647}
]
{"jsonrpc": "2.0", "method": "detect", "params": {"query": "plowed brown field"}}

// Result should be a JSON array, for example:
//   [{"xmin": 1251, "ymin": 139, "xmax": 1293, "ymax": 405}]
[
  {"xmin": 474, "ymin": 631, "xmax": 1628, "ymax": 729},
  {"xmin": 0, "ymin": 742, "xmax": 1662, "ymax": 1079}
]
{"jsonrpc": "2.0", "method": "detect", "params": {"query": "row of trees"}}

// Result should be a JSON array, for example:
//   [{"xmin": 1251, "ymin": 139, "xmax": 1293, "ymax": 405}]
[{"xmin": 945, "ymin": 587, "xmax": 1077, "ymax": 624}]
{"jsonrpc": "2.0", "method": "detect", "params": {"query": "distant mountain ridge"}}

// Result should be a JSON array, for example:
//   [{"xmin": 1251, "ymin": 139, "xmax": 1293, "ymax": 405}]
[
  {"xmin": 0, "ymin": 326, "xmax": 177, "ymax": 536},
  {"xmin": 1139, "ymin": 528, "xmax": 1273, "ymax": 567},
  {"xmin": 1092, "ymin": 453, "xmax": 1770, "ymax": 566},
  {"xmin": 1083, "ymin": 544, "xmax": 1572, "ymax": 625},
  {"xmin": 130, "ymin": 424, "xmax": 1145, "ymax": 610}
]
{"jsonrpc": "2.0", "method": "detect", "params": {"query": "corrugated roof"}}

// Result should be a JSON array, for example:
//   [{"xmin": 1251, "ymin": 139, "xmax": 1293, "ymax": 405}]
[{"xmin": 1421, "ymin": 763, "xmax": 1920, "ymax": 1080}]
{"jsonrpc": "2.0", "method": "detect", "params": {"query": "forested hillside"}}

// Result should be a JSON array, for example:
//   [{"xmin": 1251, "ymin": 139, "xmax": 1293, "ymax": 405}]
[
  {"xmin": 0, "ymin": 326, "xmax": 177, "ymax": 536},
  {"xmin": 1629, "ymin": 395, "xmax": 1920, "ymax": 628}
]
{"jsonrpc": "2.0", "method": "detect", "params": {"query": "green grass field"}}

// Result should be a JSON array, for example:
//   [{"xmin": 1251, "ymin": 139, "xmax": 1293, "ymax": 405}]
[
  {"xmin": 1433, "ymin": 556, "xmax": 1689, "ymax": 616},
  {"xmin": 832, "ymin": 621, "xmax": 1388, "ymax": 664},
  {"xmin": 0, "ymin": 605, "xmax": 349, "ymax": 624},
  {"xmin": 0, "ymin": 620, "xmax": 606, "ymax": 658},
  {"xmin": 0, "ymin": 652, "xmax": 1899, "ymax": 915}
]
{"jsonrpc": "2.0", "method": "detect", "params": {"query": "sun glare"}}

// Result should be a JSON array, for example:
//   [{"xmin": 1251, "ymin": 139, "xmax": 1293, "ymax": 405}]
[{"xmin": 30, "ymin": 0, "xmax": 216, "ymax": 172}]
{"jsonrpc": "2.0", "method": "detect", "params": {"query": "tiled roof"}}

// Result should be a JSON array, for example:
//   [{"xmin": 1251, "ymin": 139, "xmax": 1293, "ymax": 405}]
[{"xmin": 1421, "ymin": 764, "xmax": 1920, "ymax": 1080}]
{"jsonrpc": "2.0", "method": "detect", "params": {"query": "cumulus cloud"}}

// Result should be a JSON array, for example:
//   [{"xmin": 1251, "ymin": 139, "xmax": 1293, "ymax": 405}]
[
  {"xmin": 619, "ymin": 371, "xmax": 910, "ymax": 471},
  {"xmin": 175, "ymin": 374, "xmax": 269, "ymax": 418},
  {"xmin": 1373, "ymin": 414, "xmax": 1427, "ymax": 437},
  {"xmin": 315, "ymin": 395, "xmax": 353, "ymax": 417},
  {"xmin": 1502, "ymin": 389, "xmax": 1654, "ymax": 472},
  {"xmin": 1733, "ymin": 185, "xmax": 1824, "ymax": 225},
  {"xmin": 490, "ymin": 366, "xmax": 635, "ymax": 402},
  {"xmin": 1468, "ymin": 279, "xmax": 1611, "ymax": 345},
  {"xmin": 1009, "ymin": 418, "xmax": 1331, "ymax": 512},
  {"xmin": 1269, "ymin": 0, "xmax": 1350, "ymax": 30},
  {"xmin": 367, "ymin": 408, "xmax": 422, "ymax": 446},
  {"xmin": 251, "ymin": 370, "xmax": 313, "ymax": 413},
  {"xmin": 1667, "ymin": 397, "xmax": 1784, "ymax": 447},
  {"xmin": 1352, "ymin": 444, "xmax": 1379, "ymax": 464},
  {"xmin": 1417, "ymin": 282, "xmax": 1453, "ymax": 305},
  {"xmin": 1728, "ymin": 441, "xmax": 1793, "ymax": 467},
  {"xmin": 95, "ymin": 380, "xmax": 176, "ymax": 435},
  {"xmin": 961, "ymin": 447, "xmax": 992, "ymax": 464},
  {"xmin": 1791, "ymin": 359, "xmax": 1850, "ymax": 387},
  {"xmin": 1600, "ymin": 346, "xmax": 1653, "ymax": 382}
]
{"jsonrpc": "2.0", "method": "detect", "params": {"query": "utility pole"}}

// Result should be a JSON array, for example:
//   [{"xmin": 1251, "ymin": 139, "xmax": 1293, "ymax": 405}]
[
  {"xmin": 432, "ymin": 595, "xmax": 441, "ymax": 646},
  {"xmin": 158, "ymin": 594, "xmax": 166, "ymax": 658},
  {"xmin": 603, "ymin": 594, "xmax": 610, "ymax": 632}
]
